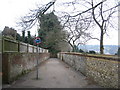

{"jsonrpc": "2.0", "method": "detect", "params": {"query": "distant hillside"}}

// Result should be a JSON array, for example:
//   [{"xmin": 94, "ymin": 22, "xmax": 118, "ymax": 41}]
[{"xmin": 78, "ymin": 45, "xmax": 118, "ymax": 55}]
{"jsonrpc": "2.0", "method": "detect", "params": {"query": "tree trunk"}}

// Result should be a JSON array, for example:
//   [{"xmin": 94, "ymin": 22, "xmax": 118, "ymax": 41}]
[{"xmin": 100, "ymin": 28, "xmax": 104, "ymax": 54}]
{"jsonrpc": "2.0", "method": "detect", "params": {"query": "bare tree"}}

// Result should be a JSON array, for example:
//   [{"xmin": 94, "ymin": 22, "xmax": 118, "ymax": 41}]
[
  {"xmin": 91, "ymin": 0, "xmax": 118, "ymax": 54},
  {"xmin": 62, "ymin": 13, "xmax": 97, "ymax": 51},
  {"xmin": 57, "ymin": 1, "xmax": 103, "ymax": 52},
  {"xmin": 17, "ymin": 0, "xmax": 119, "ymax": 54},
  {"xmin": 17, "ymin": 0, "xmax": 56, "ymax": 30},
  {"xmin": 57, "ymin": 0, "xmax": 119, "ymax": 54}
]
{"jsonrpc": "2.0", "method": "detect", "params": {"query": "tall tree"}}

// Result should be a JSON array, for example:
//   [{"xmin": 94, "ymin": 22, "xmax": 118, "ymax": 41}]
[
  {"xmin": 22, "ymin": 31, "xmax": 25, "ymax": 42},
  {"xmin": 27, "ymin": 31, "xmax": 31, "ymax": 44},
  {"xmin": 91, "ymin": 0, "xmax": 117, "ymax": 54},
  {"xmin": 16, "ymin": 33, "xmax": 22, "ymax": 41},
  {"xmin": 38, "ymin": 12, "xmax": 66, "ymax": 57},
  {"xmin": 58, "ymin": 0, "xmax": 118, "ymax": 54}
]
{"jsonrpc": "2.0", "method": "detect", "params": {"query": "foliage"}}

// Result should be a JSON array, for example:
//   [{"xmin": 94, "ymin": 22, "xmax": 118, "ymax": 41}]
[
  {"xmin": 22, "ymin": 31, "xmax": 25, "ymax": 42},
  {"xmin": 16, "ymin": 33, "xmax": 22, "ymax": 41},
  {"xmin": 16, "ymin": 31, "xmax": 34, "ymax": 45},
  {"xmin": 89, "ymin": 50, "xmax": 96, "ymax": 54},
  {"xmin": 27, "ymin": 31, "xmax": 34, "ymax": 45},
  {"xmin": 79, "ymin": 49, "xmax": 84, "ymax": 53},
  {"xmin": 72, "ymin": 45, "xmax": 96, "ymax": 54},
  {"xmin": 38, "ymin": 12, "xmax": 66, "ymax": 57}
]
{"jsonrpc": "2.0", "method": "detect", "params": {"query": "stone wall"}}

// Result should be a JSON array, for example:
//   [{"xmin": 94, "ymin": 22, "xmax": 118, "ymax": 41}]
[
  {"xmin": 2, "ymin": 53, "xmax": 50, "ymax": 83},
  {"xmin": 58, "ymin": 52, "xmax": 120, "ymax": 88},
  {"xmin": 1, "ymin": 36, "xmax": 50, "ymax": 84}
]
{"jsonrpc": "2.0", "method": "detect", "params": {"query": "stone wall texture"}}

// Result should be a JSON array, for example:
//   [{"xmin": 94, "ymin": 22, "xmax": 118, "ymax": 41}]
[
  {"xmin": 58, "ymin": 52, "xmax": 120, "ymax": 88},
  {"xmin": 2, "ymin": 52, "xmax": 50, "ymax": 83}
]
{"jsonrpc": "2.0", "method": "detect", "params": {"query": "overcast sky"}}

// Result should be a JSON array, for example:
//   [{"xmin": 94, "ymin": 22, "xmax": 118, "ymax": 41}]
[{"xmin": 0, "ymin": 0, "xmax": 119, "ymax": 45}]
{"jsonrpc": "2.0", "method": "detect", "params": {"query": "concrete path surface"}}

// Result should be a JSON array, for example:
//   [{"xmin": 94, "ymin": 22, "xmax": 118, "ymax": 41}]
[{"xmin": 3, "ymin": 58, "xmax": 102, "ymax": 88}]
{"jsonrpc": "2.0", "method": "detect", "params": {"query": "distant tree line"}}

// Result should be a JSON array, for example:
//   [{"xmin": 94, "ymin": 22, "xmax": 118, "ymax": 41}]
[
  {"xmin": 2, "ymin": 26, "xmax": 17, "ymax": 40},
  {"xmin": 16, "ymin": 31, "xmax": 35, "ymax": 45},
  {"xmin": 2, "ymin": 26, "xmax": 35, "ymax": 45},
  {"xmin": 73, "ymin": 45, "xmax": 96, "ymax": 54}
]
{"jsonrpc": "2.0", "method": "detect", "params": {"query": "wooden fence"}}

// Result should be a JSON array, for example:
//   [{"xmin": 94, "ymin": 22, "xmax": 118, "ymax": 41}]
[{"xmin": 2, "ymin": 37, "xmax": 48, "ymax": 53}]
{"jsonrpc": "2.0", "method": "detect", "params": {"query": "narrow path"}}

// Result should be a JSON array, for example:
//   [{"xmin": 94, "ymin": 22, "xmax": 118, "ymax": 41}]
[{"xmin": 4, "ymin": 58, "xmax": 102, "ymax": 88}]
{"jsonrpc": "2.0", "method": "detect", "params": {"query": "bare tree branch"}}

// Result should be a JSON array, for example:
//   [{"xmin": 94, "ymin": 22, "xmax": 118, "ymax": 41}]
[
  {"xmin": 18, "ymin": 0, "xmax": 56, "ymax": 30},
  {"xmin": 70, "ymin": 0, "xmax": 106, "ymax": 17}
]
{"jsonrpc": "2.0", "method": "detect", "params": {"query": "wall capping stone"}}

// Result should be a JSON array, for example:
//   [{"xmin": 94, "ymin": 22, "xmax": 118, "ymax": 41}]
[{"xmin": 60, "ymin": 52, "xmax": 120, "ymax": 62}]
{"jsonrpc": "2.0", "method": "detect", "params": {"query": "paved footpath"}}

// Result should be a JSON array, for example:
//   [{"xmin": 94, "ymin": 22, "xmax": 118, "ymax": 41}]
[{"xmin": 3, "ymin": 58, "xmax": 103, "ymax": 88}]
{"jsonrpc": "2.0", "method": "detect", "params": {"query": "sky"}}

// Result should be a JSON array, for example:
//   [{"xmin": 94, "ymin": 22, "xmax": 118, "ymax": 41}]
[{"xmin": 0, "ymin": 0, "xmax": 119, "ymax": 45}]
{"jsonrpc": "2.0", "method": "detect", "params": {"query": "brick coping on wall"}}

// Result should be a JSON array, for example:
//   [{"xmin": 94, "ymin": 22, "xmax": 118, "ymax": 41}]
[{"xmin": 60, "ymin": 52, "xmax": 120, "ymax": 62}]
